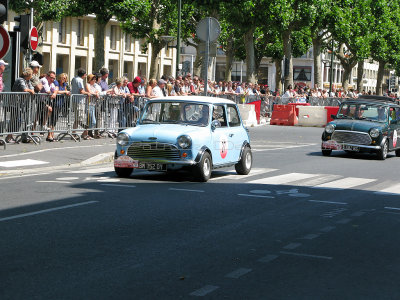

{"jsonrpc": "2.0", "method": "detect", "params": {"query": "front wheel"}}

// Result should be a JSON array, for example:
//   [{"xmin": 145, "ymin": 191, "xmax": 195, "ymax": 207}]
[
  {"xmin": 322, "ymin": 149, "xmax": 332, "ymax": 156},
  {"xmin": 377, "ymin": 140, "xmax": 389, "ymax": 160},
  {"xmin": 193, "ymin": 152, "xmax": 212, "ymax": 182},
  {"xmin": 235, "ymin": 146, "xmax": 252, "ymax": 175},
  {"xmin": 115, "ymin": 167, "xmax": 133, "ymax": 178}
]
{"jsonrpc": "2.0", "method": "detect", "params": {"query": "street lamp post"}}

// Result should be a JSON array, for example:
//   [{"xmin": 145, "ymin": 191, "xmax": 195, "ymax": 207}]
[
  {"xmin": 329, "ymin": 39, "xmax": 334, "ymax": 95},
  {"xmin": 176, "ymin": 0, "xmax": 181, "ymax": 78}
]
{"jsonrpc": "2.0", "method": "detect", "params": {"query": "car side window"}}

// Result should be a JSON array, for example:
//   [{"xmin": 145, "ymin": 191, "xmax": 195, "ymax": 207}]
[
  {"xmin": 227, "ymin": 105, "xmax": 240, "ymax": 127},
  {"xmin": 212, "ymin": 105, "xmax": 227, "ymax": 127}
]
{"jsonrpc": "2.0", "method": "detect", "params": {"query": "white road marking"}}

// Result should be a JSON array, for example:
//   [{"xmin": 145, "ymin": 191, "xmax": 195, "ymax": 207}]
[
  {"xmin": 252, "ymin": 144, "xmax": 317, "ymax": 152},
  {"xmin": 258, "ymin": 254, "xmax": 278, "ymax": 263},
  {"xmin": 375, "ymin": 183, "xmax": 400, "ymax": 195},
  {"xmin": 97, "ymin": 178, "xmax": 120, "ymax": 183},
  {"xmin": 225, "ymin": 268, "xmax": 252, "ymax": 279},
  {"xmin": 320, "ymin": 226, "xmax": 336, "ymax": 232},
  {"xmin": 189, "ymin": 285, "xmax": 219, "ymax": 297},
  {"xmin": 250, "ymin": 190, "xmax": 271, "ymax": 194},
  {"xmin": 68, "ymin": 166, "xmax": 114, "ymax": 174},
  {"xmin": 36, "ymin": 180, "xmax": 72, "ymax": 184},
  {"xmin": 249, "ymin": 173, "xmax": 317, "ymax": 185},
  {"xmin": 314, "ymin": 177, "xmax": 376, "ymax": 189},
  {"xmin": 336, "ymin": 218, "xmax": 352, "ymax": 224},
  {"xmin": 308, "ymin": 200, "xmax": 348, "ymax": 205},
  {"xmin": 0, "ymin": 159, "xmax": 49, "ymax": 168},
  {"xmin": 211, "ymin": 168, "xmax": 277, "ymax": 181},
  {"xmin": 351, "ymin": 211, "xmax": 366, "ymax": 217},
  {"xmin": 56, "ymin": 177, "xmax": 79, "ymax": 181},
  {"xmin": 237, "ymin": 194, "xmax": 275, "ymax": 199},
  {"xmin": 0, "ymin": 201, "xmax": 98, "ymax": 222},
  {"xmin": 294, "ymin": 174, "xmax": 343, "ymax": 187},
  {"xmin": 0, "ymin": 172, "xmax": 52, "ymax": 180},
  {"xmin": 385, "ymin": 207, "xmax": 400, "ymax": 211},
  {"xmin": 169, "ymin": 188, "xmax": 204, "ymax": 193},
  {"xmin": 280, "ymin": 251, "xmax": 333, "ymax": 260},
  {"xmin": 283, "ymin": 243, "xmax": 301, "ymax": 250},
  {"xmin": 300, "ymin": 234, "xmax": 320, "ymax": 240},
  {"xmin": 101, "ymin": 184, "xmax": 136, "ymax": 188}
]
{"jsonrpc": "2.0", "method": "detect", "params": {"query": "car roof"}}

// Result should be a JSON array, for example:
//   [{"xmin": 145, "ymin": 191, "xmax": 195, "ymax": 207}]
[
  {"xmin": 343, "ymin": 96, "xmax": 400, "ymax": 107},
  {"xmin": 148, "ymin": 96, "xmax": 237, "ymax": 105}
]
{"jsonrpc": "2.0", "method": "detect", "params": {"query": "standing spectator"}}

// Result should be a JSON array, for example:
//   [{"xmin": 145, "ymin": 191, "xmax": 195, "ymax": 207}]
[
  {"xmin": 146, "ymin": 78, "xmax": 157, "ymax": 98},
  {"xmin": 98, "ymin": 67, "xmax": 109, "ymax": 92},
  {"xmin": 138, "ymin": 77, "xmax": 146, "ymax": 95},
  {"xmin": 84, "ymin": 74, "xmax": 100, "ymax": 139},
  {"xmin": 71, "ymin": 68, "xmax": 91, "ymax": 139},
  {"xmin": 236, "ymin": 82, "xmax": 246, "ymax": 94},
  {"xmin": 127, "ymin": 76, "xmax": 142, "ymax": 97},
  {"xmin": 7, "ymin": 68, "xmax": 35, "ymax": 143},
  {"xmin": 0, "ymin": 60, "xmax": 8, "ymax": 92},
  {"xmin": 50, "ymin": 73, "xmax": 70, "ymax": 141},
  {"xmin": 152, "ymin": 79, "xmax": 167, "ymax": 97},
  {"xmin": 40, "ymin": 71, "xmax": 58, "ymax": 141},
  {"xmin": 29, "ymin": 60, "xmax": 41, "ymax": 91}
]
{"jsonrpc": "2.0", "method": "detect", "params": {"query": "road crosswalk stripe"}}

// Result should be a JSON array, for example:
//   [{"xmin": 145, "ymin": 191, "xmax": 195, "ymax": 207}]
[
  {"xmin": 374, "ymin": 183, "xmax": 400, "ymax": 195},
  {"xmin": 211, "ymin": 168, "xmax": 277, "ymax": 181},
  {"xmin": 313, "ymin": 177, "xmax": 376, "ymax": 189},
  {"xmin": 249, "ymin": 173, "xmax": 317, "ymax": 185}
]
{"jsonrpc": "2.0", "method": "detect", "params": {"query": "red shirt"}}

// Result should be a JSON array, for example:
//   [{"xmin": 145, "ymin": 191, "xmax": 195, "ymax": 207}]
[{"xmin": 127, "ymin": 82, "xmax": 139, "ymax": 94}]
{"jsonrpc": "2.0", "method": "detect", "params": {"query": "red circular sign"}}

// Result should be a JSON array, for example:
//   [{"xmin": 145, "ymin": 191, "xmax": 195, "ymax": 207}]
[
  {"xmin": 0, "ymin": 25, "xmax": 10, "ymax": 59},
  {"xmin": 30, "ymin": 26, "xmax": 38, "ymax": 51}
]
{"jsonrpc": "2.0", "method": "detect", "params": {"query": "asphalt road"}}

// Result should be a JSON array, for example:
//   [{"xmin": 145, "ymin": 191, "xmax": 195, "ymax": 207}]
[{"xmin": 1, "ymin": 125, "xmax": 400, "ymax": 299}]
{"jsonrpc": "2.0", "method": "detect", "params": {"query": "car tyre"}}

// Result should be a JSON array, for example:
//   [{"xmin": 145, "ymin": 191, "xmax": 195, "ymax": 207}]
[
  {"xmin": 235, "ymin": 146, "xmax": 252, "ymax": 175},
  {"xmin": 377, "ymin": 140, "xmax": 389, "ymax": 160},
  {"xmin": 193, "ymin": 152, "xmax": 212, "ymax": 182},
  {"xmin": 396, "ymin": 149, "xmax": 400, "ymax": 157},
  {"xmin": 322, "ymin": 149, "xmax": 332, "ymax": 156},
  {"xmin": 115, "ymin": 167, "xmax": 133, "ymax": 178}
]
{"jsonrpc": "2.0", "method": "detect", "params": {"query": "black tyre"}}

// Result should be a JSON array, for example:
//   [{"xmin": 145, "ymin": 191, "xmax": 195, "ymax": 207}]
[
  {"xmin": 115, "ymin": 167, "xmax": 133, "ymax": 178},
  {"xmin": 322, "ymin": 149, "xmax": 332, "ymax": 156},
  {"xmin": 235, "ymin": 146, "xmax": 252, "ymax": 175},
  {"xmin": 377, "ymin": 140, "xmax": 389, "ymax": 160},
  {"xmin": 193, "ymin": 152, "xmax": 212, "ymax": 182},
  {"xmin": 396, "ymin": 149, "xmax": 400, "ymax": 157}
]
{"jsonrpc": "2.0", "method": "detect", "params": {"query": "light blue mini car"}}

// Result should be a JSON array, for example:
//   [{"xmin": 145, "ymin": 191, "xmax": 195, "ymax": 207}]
[{"xmin": 114, "ymin": 96, "xmax": 252, "ymax": 181}]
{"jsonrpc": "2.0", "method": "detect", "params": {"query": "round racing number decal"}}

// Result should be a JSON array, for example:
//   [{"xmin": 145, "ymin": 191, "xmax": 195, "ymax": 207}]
[
  {"xmin": 220, "ymin": 135, "xmax": 228, "ymax": 159},
  {"xmin": 393, "ymin": 130, "xmax": 398, "ymax": 148}
]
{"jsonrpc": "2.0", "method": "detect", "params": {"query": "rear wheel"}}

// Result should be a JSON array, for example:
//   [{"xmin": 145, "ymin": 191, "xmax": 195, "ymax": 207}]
[
  {"xmin": 193, "ymin": 152, "xmax": 212, "ymax": 182},
  {"xmin": 377, "ymin": 140, "xmax": 389, "ymax": 160},
  {"xmin": 322, "ymin": 149, "xmax": 332, "ymax": 156},
  {"xmin": 115, "ymin": 167, "xmax": 133, "ymax": 178},
  {"xmin": 235, "ymin": 146, "xmax": 252, "ymax": 175}
]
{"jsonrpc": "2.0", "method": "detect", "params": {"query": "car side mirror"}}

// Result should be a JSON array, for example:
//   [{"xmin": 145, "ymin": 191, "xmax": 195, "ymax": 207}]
[
  {"xmin": 331, "ymin": 114, "xmax": 336, "ymax": 120},
  {"xmin": 211, "ymin": 120, "xmax": 220, "ymax": 131}
]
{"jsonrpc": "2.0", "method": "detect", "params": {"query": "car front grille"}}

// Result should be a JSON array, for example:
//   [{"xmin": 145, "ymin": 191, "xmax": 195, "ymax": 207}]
[
  {"xmin": 127, "ymin": 142, "xmax": 181, "ymax": 160},
  {"xmin": 331, "ymin": 130, "xmax": 372, "ymax": 145}
]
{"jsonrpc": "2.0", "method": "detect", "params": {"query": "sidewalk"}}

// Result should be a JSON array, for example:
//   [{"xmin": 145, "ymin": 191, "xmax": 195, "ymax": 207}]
[{"xmin": 0, "ymin": 137, "xmax": 116, "ymax": 176}]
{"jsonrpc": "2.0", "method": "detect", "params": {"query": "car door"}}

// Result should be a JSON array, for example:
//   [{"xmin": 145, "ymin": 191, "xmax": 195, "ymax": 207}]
[
  {"xmin": 211, "ymin": 104, "xmax": 235, "ymax": 166},
  {"xmin": 226, "ymin": 104, "xmax": 247, "ymax": 162},
  {"xmin": 389, "ymin": 107, "xmax": 400, "ymax": 150}
]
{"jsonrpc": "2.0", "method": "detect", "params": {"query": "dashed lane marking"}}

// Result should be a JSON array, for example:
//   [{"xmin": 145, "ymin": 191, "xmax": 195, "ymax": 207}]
[
  {"xmin": 0, "ymin": 159, "xmax": 49, "ymax": 168},
  {"xmin": 258, "ymin": 254, "xmax": 279, "ymax": 263},
  {"xmin": 189, "ymin": 285, "xmax": 219, "ymax": 297},
  {"xmin": 385, "ymin": 207, "xmax": 400, "ymax": 211},
  {"xmin": 56, "ymin": 177, "xmax": 79, "ymax": 181},
  {"xmin": 68, "ymin": 166, "xmax": 114, "ymax": 174},
  {"xmin": 0, "ymin": 201, "xmax": 98, "ymax": 222},
  {"xmin": 280, "ymin": 251, "xmax": 333, "ymax": 260},
  {"xmin": 283, "ymin": 243, "xmax": 301, "ymax": 250},
  {"xmin": 224, "ymin": 268, "xmax": 252, "ymax": 279},
  {"xmin": 237, "ymin": 194, "xmax": 275, "ymax": 199},
  {"xmin": 308, "ymin": 200, "xmax": 348, "ymax": 205},
  {"xmin": 36, "ymin": 180, "xmax": 72, "ymax": 184},
  {"xmin": 169, "ymin": 188, "xmax": 204, "ymax": 193},
  {"xmin": 101, "ymin": 184, "xmax": 136, "ymax": 188}
]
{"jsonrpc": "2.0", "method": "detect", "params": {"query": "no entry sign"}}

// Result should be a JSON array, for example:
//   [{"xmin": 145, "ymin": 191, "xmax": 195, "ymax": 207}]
[
  {"xmin": 30, "ymin": 26, "xmax": 38, "ymax": 51},
  {"xmin": 0, "ymin": 25, "xmax": 10, "ymax": 59}
]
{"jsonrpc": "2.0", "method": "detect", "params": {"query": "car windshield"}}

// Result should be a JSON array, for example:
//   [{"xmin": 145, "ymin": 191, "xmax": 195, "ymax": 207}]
[
  {"xmin": 140, "ymin": 102, "xmax": 210, "ymax": 126},
  {"xmin": 337, "ymin": 103, "xmax": 388, "ymax": 122}
]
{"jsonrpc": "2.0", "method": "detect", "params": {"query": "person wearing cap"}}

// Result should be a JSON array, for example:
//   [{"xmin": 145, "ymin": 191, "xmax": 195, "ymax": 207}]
[
  {"xmin": 127, "ymin": 76, "xmax": 142, "ymax": 97},
  {"xmin": 29, "ymin": 60, "xmax": 41, "ymax": 90},
  {"xmin": 151, "ymin": 79, "xmax": 167, "ymax": 97},
  {"xmin": 0, "ymin": 60, "xmax": 8, "ymax": 92}
]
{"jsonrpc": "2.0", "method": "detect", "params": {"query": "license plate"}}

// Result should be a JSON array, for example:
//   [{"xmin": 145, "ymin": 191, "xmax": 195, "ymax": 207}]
[
  {"xmin": 135, "ymin": 161, "xmax": 167, "ymax": 171},
  {"xmin": 343, "ymin": 145, "xmax": 360, "ymax": 152}
]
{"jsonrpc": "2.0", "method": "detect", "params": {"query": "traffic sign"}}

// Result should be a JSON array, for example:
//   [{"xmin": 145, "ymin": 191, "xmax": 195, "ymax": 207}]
[
  {"xmin": 0, "ymin": 25, "xmax": 10, "ymax": 59},
  {"xmin": 196, "ymin": 17, "xmax": 221, "ymax": 42},
  {"xmin": 30, "ymin": 26, "xmax": 38, "ymax": 51}
]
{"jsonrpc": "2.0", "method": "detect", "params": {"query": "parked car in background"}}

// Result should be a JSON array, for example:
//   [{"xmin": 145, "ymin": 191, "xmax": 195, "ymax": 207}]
[
  {"xmin": 114, "ymin": 96, "xmax": 252, "ymax": 181},
  {"xmin": 321, "ymin": 96, "xmax": 400, "ymax": 160}
]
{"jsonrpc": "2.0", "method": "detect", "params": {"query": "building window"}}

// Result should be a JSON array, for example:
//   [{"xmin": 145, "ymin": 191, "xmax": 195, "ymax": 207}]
[
  {"xmin": 139, "ymin": 38, "xmax": 147, "ymax": 54},
  {"xmin": 124, "ymin": 33, "xmax": 131, "ymax": 52},
  {"xmin": 110, "ymin": 25, "xmax": 118, "ymax": 50},
  {"xmin": 77, "ymin": 19, "xmax": 85, "ymax": 46},
  {"xmin": 293, "ymin": 66, "xmax": 312, "ymax": 82},
  {"xmin": 58, "ymin": 18, "xmax": 66, "ymax": 44}
]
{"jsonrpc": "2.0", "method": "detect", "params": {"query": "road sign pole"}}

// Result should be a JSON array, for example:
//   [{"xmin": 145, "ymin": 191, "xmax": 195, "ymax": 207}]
[{"xmin": 204, "ymin": 18, "xmax": 210, "ymax": 96}]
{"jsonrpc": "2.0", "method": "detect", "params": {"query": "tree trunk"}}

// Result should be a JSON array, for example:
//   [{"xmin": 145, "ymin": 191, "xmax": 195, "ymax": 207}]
[
  {"xmin": 224, "ymin": 36, "xmax": 234, "ymax": 81},
  {"xmin": 376, "ymin": 60, "xmax": 385, "ymax": 96},
  {"xmin": 193, "ymin": 44, "xmax": 202, "ymax": 77},
  {"xmin": 244, "ymin": 28, "xmax": 256, "ymax": 83},
  {"xmin": 282, "ymin": 30, "xmax": 293, "ymax": 90},
  {"xmin": 275, "ymin": 58, "xmax": 283, "ymax": 95},
  {"xmin": 149, "ymin": 43, "xmax": 162, "ymax": 79},
  {"xmin": 312, "ymin": 38, "xmax": 322, "ymax": 89},
  {"xmin": 94, "ymin": 19, "xmax": 108, "ymax": 73},
  {"xmin": 342, "ymin": 65, "xmax": 353, "ymax": 91},
  {"xmin": 357, "ymin": 60, "xmax": 364, "ymax": 92}
]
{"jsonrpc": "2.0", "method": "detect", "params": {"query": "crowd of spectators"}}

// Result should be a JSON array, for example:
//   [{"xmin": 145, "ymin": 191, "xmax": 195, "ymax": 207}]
[{"xmin": 1, "ymin": 59, "xmax": 399, "ymax": 144}]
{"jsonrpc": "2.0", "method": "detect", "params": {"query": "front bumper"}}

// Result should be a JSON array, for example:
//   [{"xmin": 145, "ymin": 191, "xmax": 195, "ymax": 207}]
[
  {"xmin": 114, "ymin": 155, "xmax": 196, "ymax": 169},
  {"xmin": 321, "ymin": 140, "xmax": 381, "ymax": 150}
]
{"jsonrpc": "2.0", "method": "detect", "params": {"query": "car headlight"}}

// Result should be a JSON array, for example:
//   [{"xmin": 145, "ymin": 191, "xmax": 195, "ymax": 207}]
[
  {"xmin": 177, "ymin": 135, "xmax": 192, "ymax": 149},
  {"xmin": 370, "ymin": 128, "xmax": 380, "ymax": 138},
  {"xmin": 325, "ymin": 124, "xmax": 335, "ymax": 134},
  {"xmin": 117, "ymin": 133, "xmax": 129, "ymax": 146}
]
